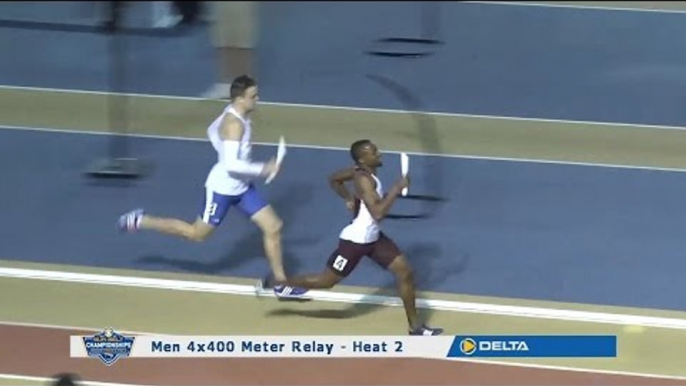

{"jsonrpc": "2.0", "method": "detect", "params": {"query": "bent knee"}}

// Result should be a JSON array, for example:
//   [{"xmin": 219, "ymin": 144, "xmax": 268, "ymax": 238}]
[
  {"xmin": 186, "ymin": 223, "xmax": 213, "ymax": 242},
  {"xmin": 270, "ymin": 217, "xmax": 284, "ymax": 234},
  {"xmin": 390, "ymin": 257, "xmax": 413, "ymax": 281},
  {"xmin": 397, "ymin": 267, "xmax": 413, "ymax": 282},
  {"xmin": 186, "ymin": 231, "xmax": 209, "ymax": 242},
  {"xmin": 262, "ymin": 216, "xmax": 283, "ymax": 235},
  {"xmin": 252, "ymin": 206, "xmax": 283, "ymax": 235}
]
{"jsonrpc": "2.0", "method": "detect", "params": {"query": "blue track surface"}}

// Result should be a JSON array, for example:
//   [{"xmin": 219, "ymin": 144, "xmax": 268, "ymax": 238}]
[
  {"xmin": 3, "ymin": 128, "xmax": 686, "ymax": 311},
  {"xmin": 2, "ymin": 2, "xmax": 686, "ymax": 311},
  {"xmin": 2, "ymin": 3, "xmax": 686, "ymax": 125}
]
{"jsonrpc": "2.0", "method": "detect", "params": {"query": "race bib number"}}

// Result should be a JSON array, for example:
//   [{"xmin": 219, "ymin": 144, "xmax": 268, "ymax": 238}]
[{"xmin": 332, "ymin": 255, "xmax": 348, "ymax": 272}]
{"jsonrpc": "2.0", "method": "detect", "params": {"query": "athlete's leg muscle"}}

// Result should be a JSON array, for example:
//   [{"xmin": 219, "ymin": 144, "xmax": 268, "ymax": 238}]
[
  {"xmin": 251, "ymin": 205, "xmax": 287, "ymax": 281},
  {"xmin": 140, "ymin": 215, "xmax": 215, "ymax": 242},
  {"xmin": 282, "ymin": 268, "xmax": 341, "ymax": 289},
  {"xmin": 387, "ymin": 255, "xmax": 421, "ymax": 330}
]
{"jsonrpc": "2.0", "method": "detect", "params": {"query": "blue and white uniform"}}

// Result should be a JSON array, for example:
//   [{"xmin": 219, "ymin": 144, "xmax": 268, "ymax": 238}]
[
  {"xmin": 200, "ymin": 104, "xmax": 268, "ymax": 225},
  {"xmin": 117, "ymin": 102, "xmax": 309, "ymax": 299}
]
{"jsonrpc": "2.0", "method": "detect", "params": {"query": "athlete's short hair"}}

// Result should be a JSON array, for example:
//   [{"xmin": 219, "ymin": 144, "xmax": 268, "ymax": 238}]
[
  {"xmin": 350, "ymin": 139, "xmax": 372, "ymax": 163},
  {"xmin": 230, "ymin": 75, "xmax": 257, "ymax": 100}
]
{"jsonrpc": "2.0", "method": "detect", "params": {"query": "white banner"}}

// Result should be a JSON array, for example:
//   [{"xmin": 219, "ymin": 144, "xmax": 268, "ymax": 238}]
[
  {"xmin": 70, "ymin": 330, "xmax": 617, "ymax": 365},
  {"xmin": 71, "ymin": 334, "xmax": 455, "ymax": 359}
]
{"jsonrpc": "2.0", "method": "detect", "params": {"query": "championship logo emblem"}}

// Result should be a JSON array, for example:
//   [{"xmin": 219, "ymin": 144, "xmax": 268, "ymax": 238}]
[{"xmin": 82, "ymin": 328, "xmax": 135, "ymax": 365}]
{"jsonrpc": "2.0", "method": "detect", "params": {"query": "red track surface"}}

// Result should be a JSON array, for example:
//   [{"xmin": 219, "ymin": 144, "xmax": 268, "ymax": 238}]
[{"xmin": 1, "ymin": 325, "xmax": 682, "ymax": 385}]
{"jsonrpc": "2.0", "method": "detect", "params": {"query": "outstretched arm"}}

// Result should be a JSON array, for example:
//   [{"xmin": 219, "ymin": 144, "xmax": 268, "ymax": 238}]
[{"xmin": 354, "ymin": 172, "xmax": 406, "ymax": 221}]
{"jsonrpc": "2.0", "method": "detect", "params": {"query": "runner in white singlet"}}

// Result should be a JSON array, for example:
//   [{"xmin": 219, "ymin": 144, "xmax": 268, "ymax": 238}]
[
  {"xmin": 117, "ymin": 75, "xmax": 308, "ymax": 299},
  {"xmin": 260, "ymin": 140, "xmax": 443, "ymax": 335},
  {"xmin": 204, "ymin": 103, "xmax": 256, "ymax": 196},
  {"xmin": 338, "ymin": 170, "xmax": 383, "ymax": 244}
]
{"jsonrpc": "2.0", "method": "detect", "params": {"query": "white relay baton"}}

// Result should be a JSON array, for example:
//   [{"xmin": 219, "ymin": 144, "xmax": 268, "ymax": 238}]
[
  {"xmin": 266, "ymin": 136, "xmax": 287, "ymax": 184},
  {"xmin": 400, "ymin": 152, "xmax": 409, "ymax": 196}
]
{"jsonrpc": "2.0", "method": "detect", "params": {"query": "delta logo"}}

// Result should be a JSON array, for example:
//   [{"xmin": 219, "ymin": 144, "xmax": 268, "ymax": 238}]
[
  {"xmin": 459, "ymin": 338, "xmax": 530, "ymax": 355},
  {"xmin": 460, "ymin": 338, "xmax": 477, "ymax": 355}
]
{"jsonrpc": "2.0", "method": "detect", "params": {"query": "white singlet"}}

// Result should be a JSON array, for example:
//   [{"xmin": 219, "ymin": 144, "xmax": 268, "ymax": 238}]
[
  {"xmin": 339, "ymin": 171, "xmax": 383, "ymax": 244},
  {"xmin": 204, "ymin": 104, "xmax": 254, "ymax": 196}
]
